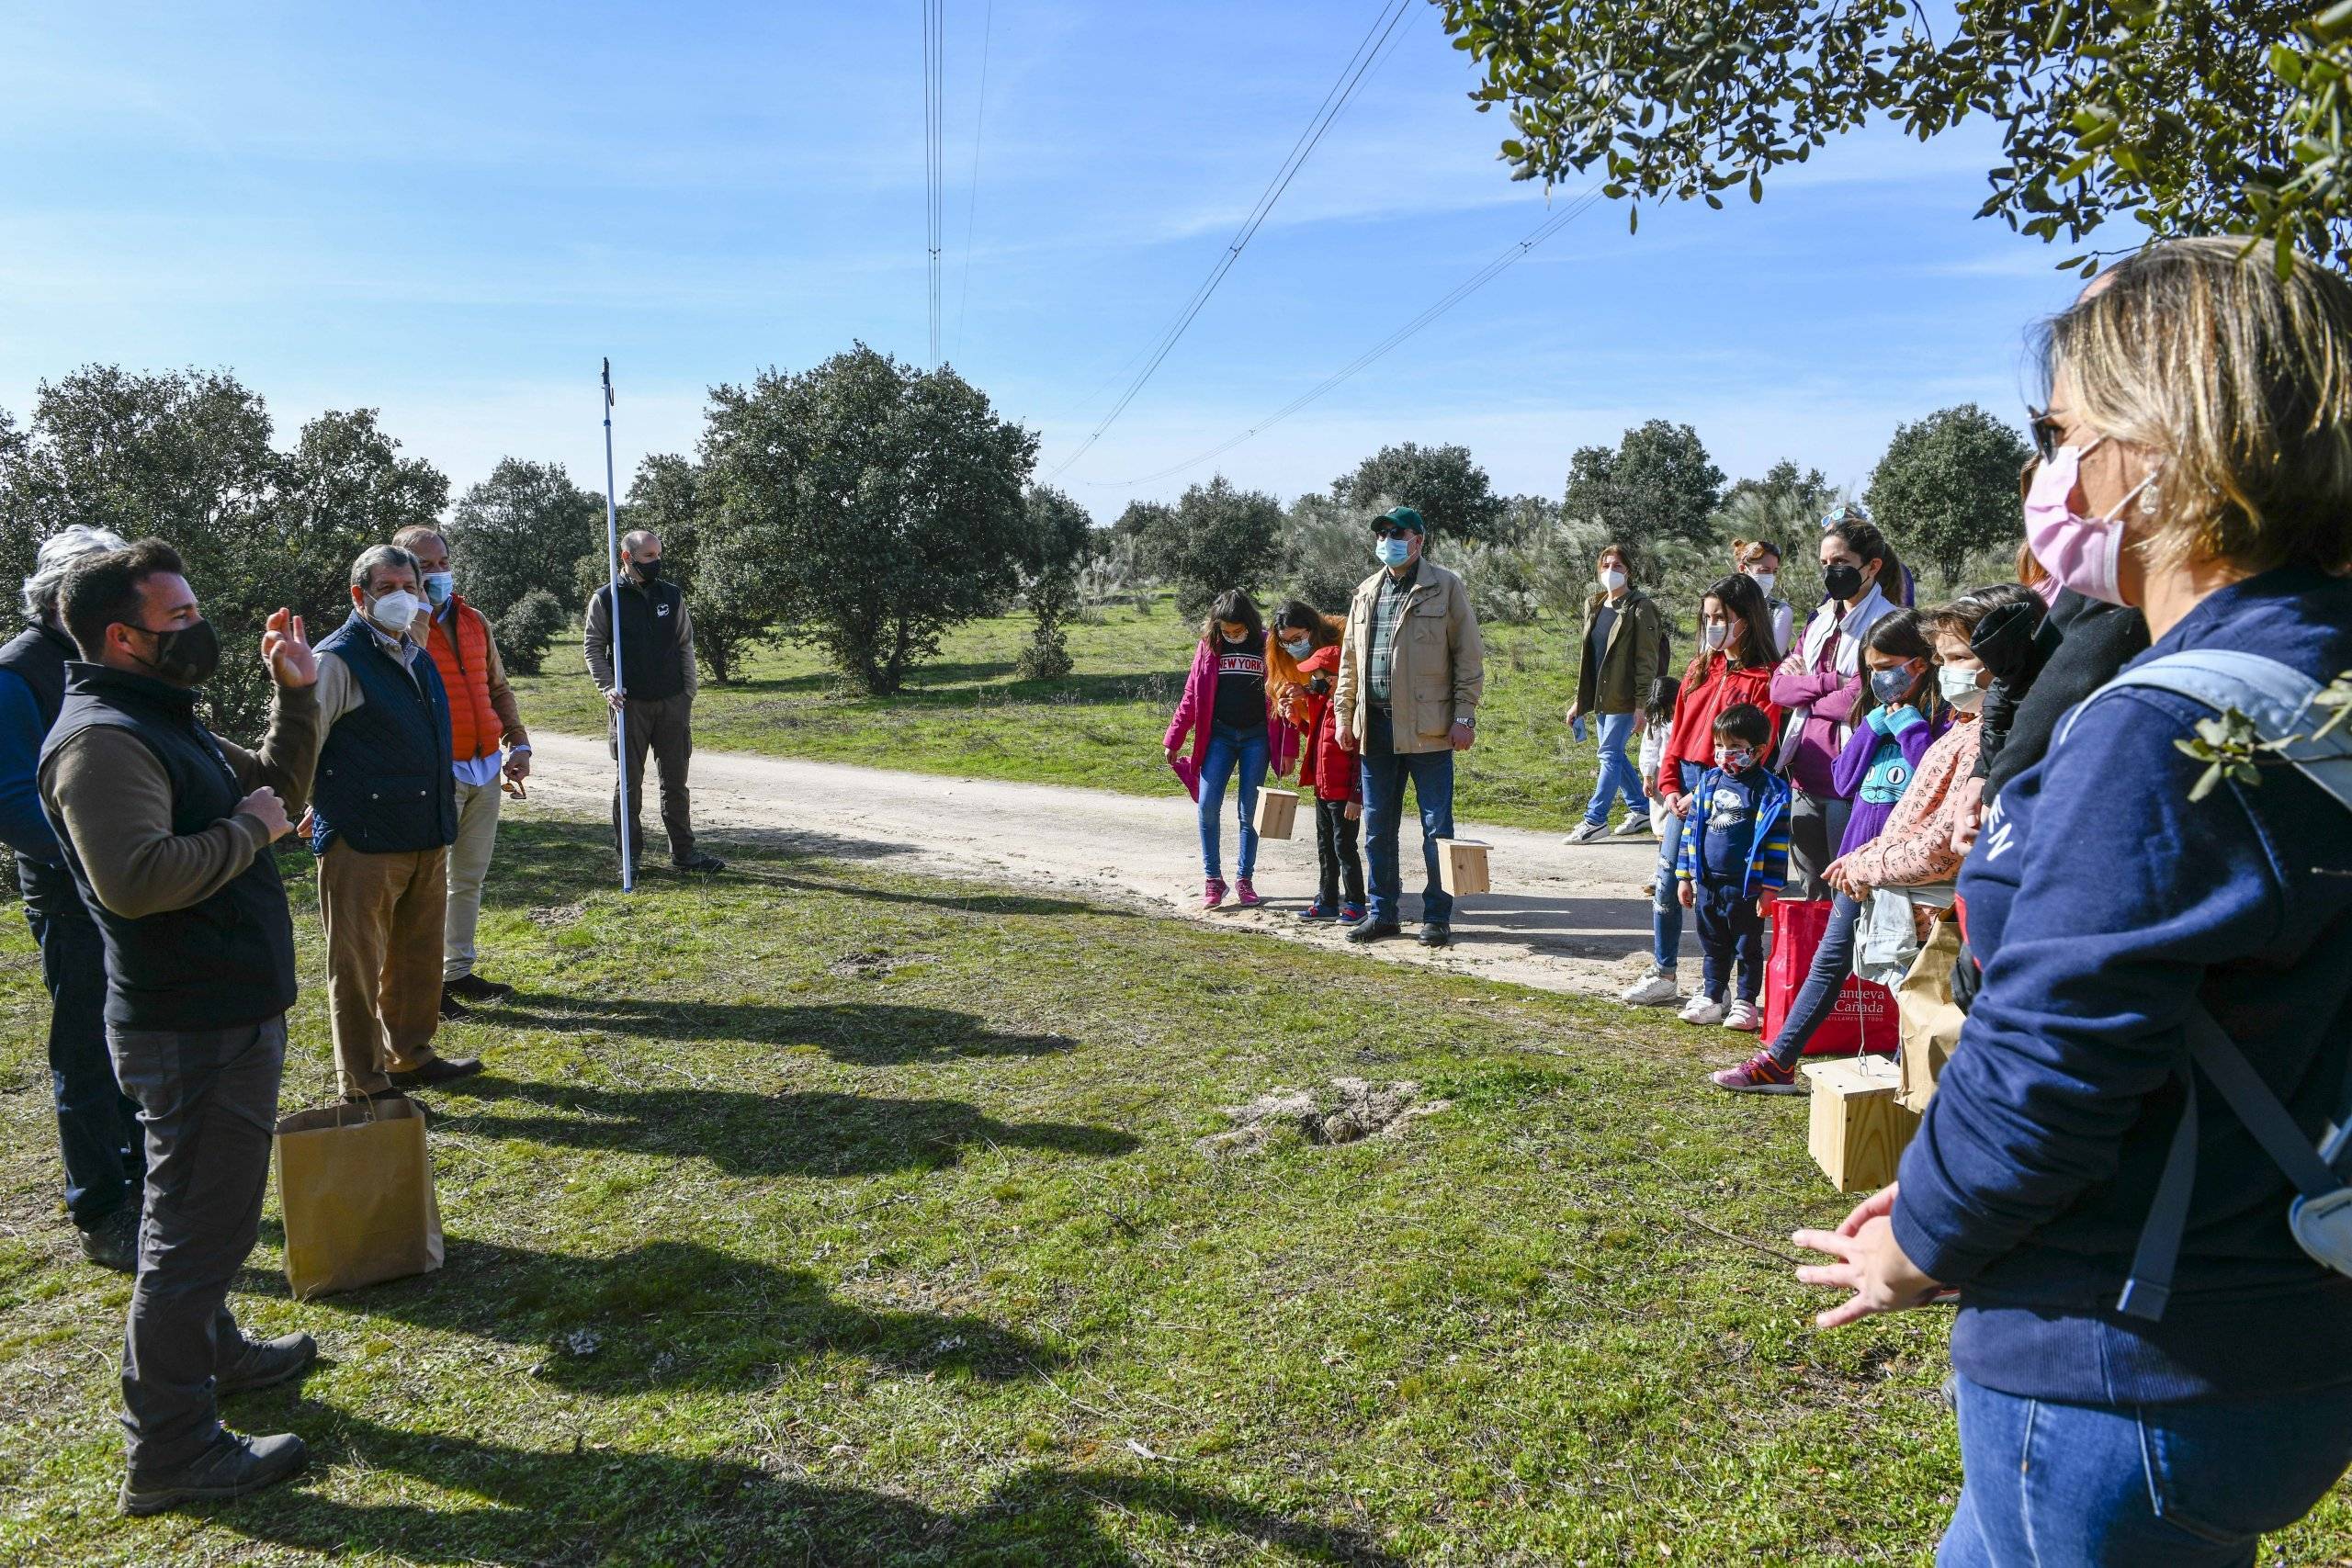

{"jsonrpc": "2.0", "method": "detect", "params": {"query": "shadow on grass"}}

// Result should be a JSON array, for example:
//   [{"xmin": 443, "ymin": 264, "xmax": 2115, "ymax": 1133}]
[
  {"xmin": 721, "ymin": 852, "xmax": 1128, "ymax": 919},
  {"xmin": 482, "ymin": 997, "xmax": 1080, "ymax": 1064},
  {"xmin": 221, "ymin": 1412, "xmax": 1405, "ymax": 1566},
  {"xmin": 442, "ymin": 1076, "xmax": 1138, "ymax": 1179},
  {"xmin": 288, "ymin": 1235, "xmax": 1057, "ymax": 1393}
]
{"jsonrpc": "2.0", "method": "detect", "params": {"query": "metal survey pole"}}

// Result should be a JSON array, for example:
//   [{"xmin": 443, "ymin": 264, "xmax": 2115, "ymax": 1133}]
[{"xmin": 602, "ymin": 358, "xmax": 634, "ymax": 892}]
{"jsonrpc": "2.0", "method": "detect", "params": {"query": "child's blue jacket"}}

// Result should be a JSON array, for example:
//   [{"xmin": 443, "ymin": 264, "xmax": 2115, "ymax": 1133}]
[{"xmin": 1674, "ymin": 764, "xmax": 1792, "ymax": 900}]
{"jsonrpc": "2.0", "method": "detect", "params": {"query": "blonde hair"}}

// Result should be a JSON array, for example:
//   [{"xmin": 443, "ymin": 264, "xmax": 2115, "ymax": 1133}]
[
  {"xmin": 1730, "ymin": 536, "xmax": 1781, "ymax": 570},
  {"xmin": 2046, "ymin": 237, "xmax": 2352, "ymax": 577}
]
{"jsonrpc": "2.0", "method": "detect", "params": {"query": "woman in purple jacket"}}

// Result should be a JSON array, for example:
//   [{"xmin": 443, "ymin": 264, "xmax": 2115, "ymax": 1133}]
[
  {"xmin": 1163, "ymin": 590, "xmax": 1297, "ymax": 910},
  {"xmin": 1770, "ymin": 515, "xmax": 1902, "ymax": 898}
]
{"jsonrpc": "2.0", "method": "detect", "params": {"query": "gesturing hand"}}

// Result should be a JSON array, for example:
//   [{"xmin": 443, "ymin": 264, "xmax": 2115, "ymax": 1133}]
[
  {"xmin": 262, "ymin": 609, "xmax": 316, "ymax": 689},
  {"xmin": 1792, "ymin": 1183, "xmax": 1945, "ymax": 1328},
  {"xmin": 237, "ymin": 786, "xmax": 293, "ymax": 841}
]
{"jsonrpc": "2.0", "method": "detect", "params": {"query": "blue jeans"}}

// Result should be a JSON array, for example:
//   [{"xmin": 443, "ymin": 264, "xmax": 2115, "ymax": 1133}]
[
  {"xmin": 22, "ymin": 860, "xmax": 142, "ymax": 1230},
  {"xmin": 1766, "ymin": 890, "xmax": 1862, "ymax": 1068},
  {"xmin": 1939, "ymin": 1374, "xmax": 2352, "ymax": 1566},
  {"xmin": 1359, "ymin": 707, "xmax": 1456, "ymax": 926},
  {"xmin": 1196, "ymin": 720, "xmax": 1267, "ymax": 882},
  {"xmin": 1649, "ymin": 761, "xmax": 1702, "ymax": 972},
  {"xmin": 1582, "ymin": 710, "xmax": 1645, "ymax": 827}
]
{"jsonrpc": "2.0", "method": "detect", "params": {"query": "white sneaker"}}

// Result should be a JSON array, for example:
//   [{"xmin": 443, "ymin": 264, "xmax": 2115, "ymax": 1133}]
[
  {"xmin": 1679, "ymin": 996, "xmax": 1726, "ymax": 1026},
  {"xmin": 1566, "ymin": 820, "xmax": 1611, "ymax": 845},
  {"xmin": 1613, "ymin": 813, "xmax": 1651, "ymax": 836},
  {"xmin": 1724, "ymin": 998, "xmax": 1761, "ymax": 1032},
  {"xmin": 1620, "ymin": 971, "xmax": 1679, "ymax": 1007}
]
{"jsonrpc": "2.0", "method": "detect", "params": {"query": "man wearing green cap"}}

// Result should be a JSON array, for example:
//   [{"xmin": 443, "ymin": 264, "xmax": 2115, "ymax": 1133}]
[{"xmin": 1330, "ymin": 505, "xmax": 1485, "ymax": 946}]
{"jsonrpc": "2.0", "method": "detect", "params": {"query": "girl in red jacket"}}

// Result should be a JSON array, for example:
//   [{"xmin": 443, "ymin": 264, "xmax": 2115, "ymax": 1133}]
[
  {"xmin": 1272, "ymin": 601, "xmax": 1363, "ymax": 922},
  {"xmin": 1622, "ymin": 574, "xmax": 1783, "ymax": 1008}
]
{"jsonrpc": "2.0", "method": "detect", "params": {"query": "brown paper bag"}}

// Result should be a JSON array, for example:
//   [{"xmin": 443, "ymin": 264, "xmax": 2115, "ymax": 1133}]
[
  {"xmin": 1895, "ymin": 917, "xmax": 1966, "ymax": 1114},
  {"xmin": 275, "ymin": 1097, "xmax": 445, "ymax": 1299}
]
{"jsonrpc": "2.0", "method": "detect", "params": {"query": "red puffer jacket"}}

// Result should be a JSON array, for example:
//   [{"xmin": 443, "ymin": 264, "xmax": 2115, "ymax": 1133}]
[
  {"xmin": 1656, "ymin": 651, "xmax": 1781, "ymax": 795},
  {"xmin": 1290, "ymin": 645, "xmax": 1361, "ymax": 804}
]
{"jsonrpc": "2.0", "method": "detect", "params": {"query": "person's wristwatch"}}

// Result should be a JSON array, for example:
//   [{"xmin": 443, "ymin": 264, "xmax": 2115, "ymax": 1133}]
[{"xmin": 1454, "ymin": 715, "xmax": 1476, "ymax": 729}]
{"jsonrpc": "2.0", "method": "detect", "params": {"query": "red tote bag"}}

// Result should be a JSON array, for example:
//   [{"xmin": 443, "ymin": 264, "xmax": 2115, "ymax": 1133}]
[{"xmin": 1763, "ymin": 897, "xmax": 1897, "ymax": 1058}]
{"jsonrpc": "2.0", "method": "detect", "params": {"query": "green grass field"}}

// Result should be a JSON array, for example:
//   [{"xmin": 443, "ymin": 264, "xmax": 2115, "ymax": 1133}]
[{"xmin": 507, "ymin": 599, "xmax": 1611, "ymax": 831}]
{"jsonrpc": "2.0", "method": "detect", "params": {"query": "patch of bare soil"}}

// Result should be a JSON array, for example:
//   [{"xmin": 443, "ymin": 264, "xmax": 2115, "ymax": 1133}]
[{"xmin": 1197, "ymin": 1077, "xmax": 1451, "ymax": 1156}]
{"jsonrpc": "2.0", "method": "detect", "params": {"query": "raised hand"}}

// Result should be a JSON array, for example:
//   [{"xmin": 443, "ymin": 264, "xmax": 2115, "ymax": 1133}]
[
  {"xmin": 262, "ymin": 609, "xmax": 317, "ymax": 689},
  {"xmin": 237, "ymin": 786, "xmax": 293, "ymax": 841}
]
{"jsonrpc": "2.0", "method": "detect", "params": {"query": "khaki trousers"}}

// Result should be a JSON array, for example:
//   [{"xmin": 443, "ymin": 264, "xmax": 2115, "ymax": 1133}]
[
  {"xmin": 443, "ymin": 775, "xmax": 503, "ymax": 981},
  {"xmin": 611, "ymin": 694, "xmax": 696, "ymax": 864},
  {"xmin": 318, "ymin": 840, "xmax": 448, "ymax": 1097}
]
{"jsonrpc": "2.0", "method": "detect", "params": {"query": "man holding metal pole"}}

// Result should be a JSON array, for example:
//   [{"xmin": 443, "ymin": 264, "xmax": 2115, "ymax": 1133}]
[{"xmin": 584, "ymin": 532, "xmax": 720, "ymax": 877}]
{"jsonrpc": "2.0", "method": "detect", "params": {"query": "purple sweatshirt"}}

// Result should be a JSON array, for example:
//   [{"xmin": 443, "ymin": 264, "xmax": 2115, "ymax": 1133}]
[{"xmin": 1829, "ymin": 702, "xmax": 1948, "ymax": 856}]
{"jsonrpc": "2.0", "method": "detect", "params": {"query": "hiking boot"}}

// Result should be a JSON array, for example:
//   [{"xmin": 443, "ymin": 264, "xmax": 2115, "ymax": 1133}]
[
  {"xmin": 79, "ymin": 1205, "xmax": 141, "ymax": 1274},
  {"xmin": 120, "ymin": 1430, "xmax": 307, "ymax": 1517},
  {"xmin": 437, "ymin": 991, "xmax": 473, "ymax": 1022},
  {"xmin": 1345, "ymin": 918, "xmax": 1403, "ymax": 944},
  {"xmin": 1298, "ymin": 900, "xmax": 1340, "ymax": 922},
  {"xmin": 1418, "ymin": 923, "xmax": 1452, "ymax": 948},
  {"xmin": 1711, "ymin": 1051, "xmax": 1804, "ymax": 1095},
  {"xmin": 1233, "ymin": 878, "xmax": 1262, "ymax": 908},
  {"xmin": 215, "ymin": 1332, "xmax": 317, "ymax": 1396},
  {"xmin": 1201, "ymin": 877, "xmax": 1227, "ymax": 910},
  {"xmin": 1679, "ymin": 995, "xmax": 1726, "ymax": 1026},
  {"xmin": 389, "ymin": 1055, "xmax": 483, "ymax": 1089},
  {"xmin": 672, "ymin": 852, "xmax": 728, "ymax": 873},
  {"xmin": 1619, "ymin": 970, "xmax": 1679, "ymax": 1007},
  {"xmin": 445, "ymin": 974, "xmax": 515, "ymax": 1002},
  {"xmin": 1565, "ymin": 820, "xmax": 1611, "ymax": 845},
  {"xmin": 1613, "ymin": 813, "xmax": 1652, "ymax": 836},
  {"xmin": 1724, "ymin": 998, "xmax": 1762, "ymax": 1032}
]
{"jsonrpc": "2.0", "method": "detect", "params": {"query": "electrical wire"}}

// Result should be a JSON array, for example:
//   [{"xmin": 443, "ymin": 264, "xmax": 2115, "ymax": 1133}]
[
  {"xmin": 1046, "ymin": 0, "xmax": 1415, "ymax": 479},
  {"xmin": 952, "ymin": 0, "xmax": 994, "ymax": 362},
  {"xmin": 1094, "ymin": 186, "xmax": 1606, "ymax": 489}
]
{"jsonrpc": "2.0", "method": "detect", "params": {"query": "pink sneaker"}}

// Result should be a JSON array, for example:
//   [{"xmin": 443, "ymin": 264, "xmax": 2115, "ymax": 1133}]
[
  {"xmin": 1710, "ymin": 1051, "xmax": 1804, "ymax": 1095},
  {"xmin": 1234, "ymin": 878, "xmax": 1262, "ymax": 908},
  {"xmin": 1202, "ymin": 878, "xmax": 1227, "ymax": 910}
]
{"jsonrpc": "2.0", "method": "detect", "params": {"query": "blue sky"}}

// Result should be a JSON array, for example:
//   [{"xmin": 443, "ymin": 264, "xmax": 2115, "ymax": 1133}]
[{"xmin": 2, "ymin": 2, "xmax": 2077, "ymax": 524}]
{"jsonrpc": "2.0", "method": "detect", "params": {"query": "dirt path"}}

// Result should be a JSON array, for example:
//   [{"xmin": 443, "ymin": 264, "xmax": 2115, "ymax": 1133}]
[{"xmin": 526, "ymin": 732, "xmax": 1691, "ymax": 998}]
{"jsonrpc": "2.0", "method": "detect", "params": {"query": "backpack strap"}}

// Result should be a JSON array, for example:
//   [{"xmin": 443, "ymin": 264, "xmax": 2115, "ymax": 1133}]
[{"xmin": 2062, "ymin": 649, "xmax": 2352, "ymax": 809}]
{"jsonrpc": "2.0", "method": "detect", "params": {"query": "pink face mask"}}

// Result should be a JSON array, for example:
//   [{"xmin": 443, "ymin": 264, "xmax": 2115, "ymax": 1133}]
[{"xmin": 2021, "ymin": 437, "xmax": 2157, "ymax": 607}]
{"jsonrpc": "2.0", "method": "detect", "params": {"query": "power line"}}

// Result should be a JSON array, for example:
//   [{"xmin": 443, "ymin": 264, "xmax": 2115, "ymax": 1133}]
[
  {"xmin": 1094, "ymin": 186, "xmax": 1607, "ymax": 489},
  {"xmin": 953, "ymin": 0, "xmax": 995, "ymax": 362},
  {"xmin": 923, "ymin": 0, "xmax": 945, "ymax": 366},
  {"xmin": 1046, "ymin": 0, "xmax": 1416, "ymax": 479}
]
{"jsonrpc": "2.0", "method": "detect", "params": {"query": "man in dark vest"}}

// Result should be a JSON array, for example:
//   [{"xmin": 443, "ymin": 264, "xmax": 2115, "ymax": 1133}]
[
  {"xmin": 40, "ymin": 538, "xmax": 322, "ymax": 1513},
  {"xmin": 584, "ymin": 528, "xmax": 725, "ymax": 874},
  {"xmin": 311, "ymin": 544, "xmax": 478, "ymax": 1100},
  {"xmin": 2, "ymin": 525, "xmax": 145, "ymax": 1272}
]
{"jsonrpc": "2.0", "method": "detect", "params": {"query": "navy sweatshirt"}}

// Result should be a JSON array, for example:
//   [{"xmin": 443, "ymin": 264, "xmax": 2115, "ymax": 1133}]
[{"xmin": 1893, "ymin": 567, "xmax": 2352, "ymax": 1404}]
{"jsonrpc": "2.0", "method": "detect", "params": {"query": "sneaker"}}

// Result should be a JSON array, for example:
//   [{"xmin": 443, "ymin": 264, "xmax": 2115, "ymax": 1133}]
[
  {"xmin": 1679, "ymin": 996, "xmax": 1726, "ymax": 1026},
  {"xmin": 1201, "ymin": 878, "xmax": 1227, "ymax": 910},
  {"xmin": 1345, "ymin": 918, "xmax": 1404, "ymax": 944},
  {"xmin": 672, "ymin": 852, "xmax": 728, "ymax": 874},
  {"xmin": 120, "ymin": 1430, "xmax": 308, "ymax": 1517},
  {"xmin": 1619, "ymin": 971, "xmax": 1679, "ymax": 1007},
  {"xmin": 1339, "ymin": 903, "xmax": 1366, "ymax": 924},
  {"xmin": 215, "ymin": 1332, "xmax": 318, "ymax": 1396},
  {"xmin": 1565, "ymin": 820, "xmax": 1611, "ymax": 845},
  {"xmin": 1724, "ymin": 999, "xmax": 1762, "ymax": 1032},
  {"xmin": 445, "ymin": 974, "xmax": 515, "ymax": 1002},
  {"xmin": 437, "ymin": 992, "xmax": 474, "ymax": 1022},
  {"xmin": 1298, "ymin": 901, "xmax": 1340, "ymax": 922},
  {"xmin": 78, "ymin": 1205, "xmax": 141, "ymax": 1273},
  {"xmin": 387, "ymin": 1055, "xmax": 484, "ymax": 1089},
  {"xmin": 1613, "ymin": 813, "xmax": 1652, "ymax": 836},
  {"xmin": 1710, "ymin": 1051, "xmax": 1805, "ymax": 1095},
  {"xmin": 1233, "ymin": 878, "xmax": 1262, "ymax": 908}
]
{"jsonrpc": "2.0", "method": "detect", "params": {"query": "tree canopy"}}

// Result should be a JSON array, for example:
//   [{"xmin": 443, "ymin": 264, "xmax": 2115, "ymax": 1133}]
[
  {"xmin": 1133, "ymin": 475, "xmax": 1288, "ymax": 621},
  {"xmin": 619, "ymin": 453, "xmax": 774, "ymax": 685},
  {"xmin": 446, "ymin": 457, "xmax": 604, "ymax": 625},
  {"xmin": 701, "ymin": 344, "xmax": 1037, "ymax": 695},
  {"xmin": 1864, "ymin": 403, "xmax": 2032, "ymax": 584},
  {"xmin": 1562, "ymin": 419, "xmax": 1725, "ymax": 548},
  {"xmin": 1333, "ymin": 441, "xmax": 1510, "ymax": 544},
  {"xmin": 1437, "ymin": 0, "xmax": 2352, "ymax": 273},
  {"xmin": 1016, "ymin": 486, "xmax": 1095, "ymax": 680}
]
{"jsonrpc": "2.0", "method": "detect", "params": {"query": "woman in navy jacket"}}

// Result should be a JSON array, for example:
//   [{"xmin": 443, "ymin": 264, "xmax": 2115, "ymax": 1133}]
[{"xmin": 1793, "ymin": 239, "xmax": 2352, "ymax": 1562}]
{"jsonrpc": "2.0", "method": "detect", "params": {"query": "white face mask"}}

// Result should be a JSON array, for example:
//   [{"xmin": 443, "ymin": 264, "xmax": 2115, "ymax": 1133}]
[
  {"xmin": 1747, "ymin": 570, "xmax": 1777, "ymax": 597},
  {"xmin": 1599, "ymin": 567, "xmax": 1627, "ymax": 592},
  {"xmin": 367, "ymin": 589, "xmax": 424, "ymax": 635},
  {"xmin": 1938, "ymin": 664, "xmax": 1985, "ymax": 713},
  {"xmin": 1701, "ymin": 620, "xmax": 1729, "ymax": 651}
]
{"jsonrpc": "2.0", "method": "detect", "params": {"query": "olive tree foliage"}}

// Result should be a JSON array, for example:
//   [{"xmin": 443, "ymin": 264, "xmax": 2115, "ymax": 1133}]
[
  {"xmin": 1280, "ymin": 491, "xmax": 1380, "ymax": 615},
  {"xmin": 1562, "ymin": 419, "xmax": 1725, "ymax": 549},
  {"xmin": 618, "ymin": 453, "xmax": 774, "ymax": 685},
  {"xmin": 701, "ymin": 344, "xmax": 1037, "ymax": 696},
  {"xmin": 1132, "ymin": 475, "xmax": 1287, "ymax": 621},
  {"xmin": 1331, "ymin": 441, "xmax": 1510, "ymax": 544},
  {"xmin": 1864, "ymin": 404, "xmax": 2034, "ymax": 585},
  {"xmin": 1017, "ymin": 485, "xmax": 1093, "ymax": 681},
  {"xmin": 445, "ymin": 457, "xmax": 603, "ymax": 626},
  {"xmin": 0, "ymin": 367, "xmax": 446, "ymax": 736},
  {"xmin": 1437, "ymin": 0, "xmax": 2352, "ymax": 274}
]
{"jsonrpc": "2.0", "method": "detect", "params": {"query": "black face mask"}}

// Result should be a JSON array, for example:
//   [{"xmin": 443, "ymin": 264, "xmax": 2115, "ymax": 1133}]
[
  {"xmin": 634, "ymin": 559, "xmax": 663, "ymax": 584},
  {"xmin": 1822, "ymin": 563, "xmax": 1865, "ymax": 602},
  {"xmin": 127, "ymin": 618, "xmax": 221, "ymax": 687}
]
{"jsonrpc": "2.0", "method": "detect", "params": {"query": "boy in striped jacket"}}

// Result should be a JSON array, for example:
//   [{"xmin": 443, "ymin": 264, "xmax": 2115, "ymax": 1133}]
[{"xmin": 1674, "ymin": 704, "xmax": 1791, "ymax": 1029}]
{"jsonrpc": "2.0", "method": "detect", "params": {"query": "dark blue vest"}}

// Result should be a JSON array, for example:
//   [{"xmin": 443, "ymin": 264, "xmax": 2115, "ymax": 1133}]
[
  {"xmin": 40, "ymin": 664, "xmax": 299, "ymax": 1031},
  {"xmin": 311, "ymin": 614, "xmax": 457, "ymax": 855},
  {"xmin": 1, "ymin": 624, "xmax": 79, "ymax": 899}
]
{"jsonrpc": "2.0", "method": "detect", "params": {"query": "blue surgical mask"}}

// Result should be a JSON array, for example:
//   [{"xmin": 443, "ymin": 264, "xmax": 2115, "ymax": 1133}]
[
  {"xmin": 1375, "ymin": 536, "xmax": 1412, "ymax": 568},
  {"xmin": 1870, "ymin": 666, "xmax": 1915, "ymax": 705},
  {"xmin": 1281, "ymin": 637, "xmax": 1312, "ymax": 659},
  {"xmin": 424, "ymin": 571, "xmax": 455, "ymax": 608}
]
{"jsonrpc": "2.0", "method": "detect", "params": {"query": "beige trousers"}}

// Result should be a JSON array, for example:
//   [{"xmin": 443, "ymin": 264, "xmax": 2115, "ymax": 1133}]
[
  {"xmin": 443, "ymin": 776, "xmax": 503, "ymax": 981},
  {"xmin": 318, "ymin": 840, "xmax": 448, "ymax": 1097}
]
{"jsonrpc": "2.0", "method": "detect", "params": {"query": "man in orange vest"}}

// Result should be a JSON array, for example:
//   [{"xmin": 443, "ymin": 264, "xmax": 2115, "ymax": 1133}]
[{"xmin": 391, "ymin": 527, "xmax": 531, "ymax": 1021}]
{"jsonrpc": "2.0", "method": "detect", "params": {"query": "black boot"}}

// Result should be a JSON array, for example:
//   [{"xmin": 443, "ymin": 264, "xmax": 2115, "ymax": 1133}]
[
  {"xmin": 120, "ymin": 1430, "xmax": 308, "ymax": 1516},
  {"xmin": 216, "ymin": 1332, "xmax": 318, "ymax": 1396}
]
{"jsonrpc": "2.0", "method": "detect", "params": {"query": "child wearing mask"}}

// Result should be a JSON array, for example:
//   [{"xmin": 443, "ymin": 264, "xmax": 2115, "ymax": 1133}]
[
  {"xmin": 1674, "ymin": 704, "xmax": 1790, "ymax": 1028},
  {"xmin": 1733, "ymin": 538, "xmax": 1795, "ymax": 660},
  {"xmin": 1165, "ymin": 590, "xmax": 1297, "ymax": 909},
  {"xmin": 1271, "ymin": 601, "xmax": 1363, "ymax": 922}
]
